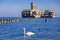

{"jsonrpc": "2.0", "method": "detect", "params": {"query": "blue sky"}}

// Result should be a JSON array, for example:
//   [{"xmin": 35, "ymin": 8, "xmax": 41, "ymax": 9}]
[{"xmin": 0, "ymin": 0, "xmax": 60, "ymax": 17}]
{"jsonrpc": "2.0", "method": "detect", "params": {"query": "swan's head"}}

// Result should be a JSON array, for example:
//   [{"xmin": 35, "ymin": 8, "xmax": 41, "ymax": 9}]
[{"xmin": 23, "ymin": 28, "xmax": 26, "ymax": 30}]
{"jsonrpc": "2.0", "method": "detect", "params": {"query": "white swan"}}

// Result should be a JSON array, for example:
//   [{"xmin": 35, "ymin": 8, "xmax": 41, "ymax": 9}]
[{"xmin": 23, "ymin": 28, "xmax": 35, "ymax": 37}]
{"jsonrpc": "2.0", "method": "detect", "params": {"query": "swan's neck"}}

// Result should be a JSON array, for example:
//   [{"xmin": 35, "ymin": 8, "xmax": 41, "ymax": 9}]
[{"xmin": 24, "ymin": 28, "xmax": 26, "ymax": 37}]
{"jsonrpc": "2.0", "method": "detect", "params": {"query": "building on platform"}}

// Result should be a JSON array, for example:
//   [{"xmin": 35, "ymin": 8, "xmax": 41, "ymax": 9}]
[{"xmin": 22, "ymin": 2, "xmax": 55, "ymax": 18}]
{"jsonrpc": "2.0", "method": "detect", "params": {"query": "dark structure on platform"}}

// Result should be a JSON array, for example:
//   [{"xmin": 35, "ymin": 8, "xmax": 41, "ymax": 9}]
[{"xmin": 22, "ymin": 2, "xmax": 55, "ymax": 18}]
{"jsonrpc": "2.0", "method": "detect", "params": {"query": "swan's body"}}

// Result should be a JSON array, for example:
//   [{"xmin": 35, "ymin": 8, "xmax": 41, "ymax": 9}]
[
  {"xmin": 23, "ymin": 28, "xmax": 35, "ymax": 37},
  {"xmin": 26, "ymin": 32, "xmax": 35, "ymax": 36}
]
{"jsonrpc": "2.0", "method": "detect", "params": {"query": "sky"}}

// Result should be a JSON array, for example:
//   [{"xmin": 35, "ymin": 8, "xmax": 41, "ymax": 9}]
[{"xmin": 0, "ymin": 0, "xmax": 60, "ymax": 17}]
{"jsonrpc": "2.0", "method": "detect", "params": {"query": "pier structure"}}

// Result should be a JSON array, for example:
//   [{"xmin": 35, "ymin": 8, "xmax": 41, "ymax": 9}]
[
  {"xmin": 22, "ymin": 2, "xmax": 55, "ymax": 18},
  {"xmin": 0, "ymin": 18, "xmax": 20, "ymax": 24}
]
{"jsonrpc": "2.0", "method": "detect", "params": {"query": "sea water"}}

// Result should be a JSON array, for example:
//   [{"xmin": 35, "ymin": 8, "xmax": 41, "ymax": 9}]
[{"xmin": 0, "ymin": 17, "xmax": 60, "ymax": 40}]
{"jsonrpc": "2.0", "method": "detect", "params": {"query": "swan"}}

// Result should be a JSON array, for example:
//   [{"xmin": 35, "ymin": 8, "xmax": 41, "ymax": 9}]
[{"xmin": 23, "ymin": 28, "xmax": 35, "ymax": 37}]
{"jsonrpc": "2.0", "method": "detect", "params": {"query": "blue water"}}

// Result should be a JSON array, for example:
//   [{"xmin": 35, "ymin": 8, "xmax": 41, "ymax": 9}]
[{"xmin": 0, "ymin": 17, "xmax": 60, "ymax": 40}]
